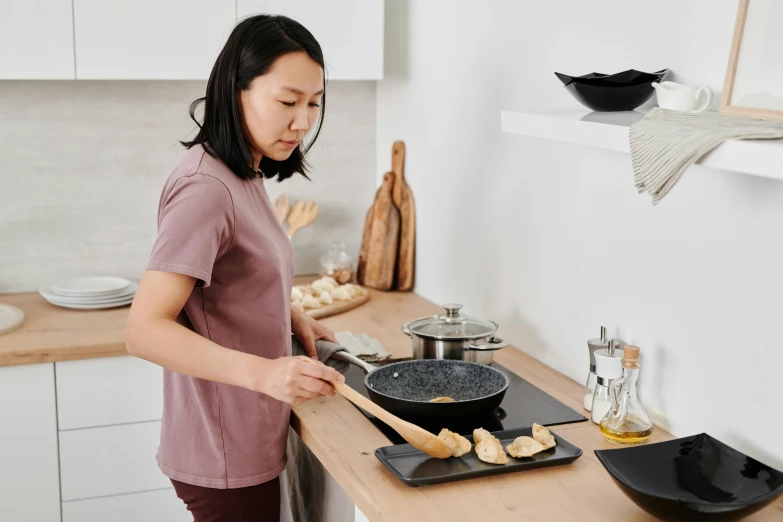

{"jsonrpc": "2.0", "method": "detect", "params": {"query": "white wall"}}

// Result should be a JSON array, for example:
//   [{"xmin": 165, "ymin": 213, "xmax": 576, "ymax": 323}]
[
  {"xmin": 377, "ymin": 0, "xmax": 783, "ymax": 469},
  {"xmin": 0, "ymin": 81, "xmax": 375, "ymax": 293}
]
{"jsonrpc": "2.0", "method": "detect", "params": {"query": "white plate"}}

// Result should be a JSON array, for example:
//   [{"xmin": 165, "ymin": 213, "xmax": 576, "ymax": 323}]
[
  {"xmin": 51, "ymin": 276, "xmax": 132, "ymax": 297},
  {"xmin": 39, "ymin": 281, "xmax": 137, "ymax": 304},
  {"xmin": 42, "ymin": 296, "xmax": 135, "ymax": 310},
  {"xmin": 0, "ymin": 303, "xmax": 25, "ymax": 336}
]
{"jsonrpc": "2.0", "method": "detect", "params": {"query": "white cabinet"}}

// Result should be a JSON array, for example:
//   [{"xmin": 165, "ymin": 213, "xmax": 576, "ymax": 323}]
[
  {"xmin": 0, "ymin": 0, "xmax": 75, "ymax": 79},
  {"xmin": 62, "ymin": 489, "xmax": 189, "ymax": 522},
  {"xmin": 237, "ymin": 0, "xmax": 384, "ymax": 80},
  {"xmin": 0, "ymin": 363, "xmax": 62, "ymax": 522},
  {"xmin": 59, "ymin": 421, "xmax": 168, "ymax": 501},
  {"xmin": 73, "ymin": 0, "xmax": 236, "ymax": 79},
  {"xmin": 56, "ymin": 356, "xmax": 163, "ymax": 430}
]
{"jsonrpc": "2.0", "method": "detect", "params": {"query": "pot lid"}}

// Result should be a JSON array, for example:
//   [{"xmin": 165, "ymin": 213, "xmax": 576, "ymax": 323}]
[{"xmin": 405, "ymin": 304, "xmax": 498, "ymax": 340}]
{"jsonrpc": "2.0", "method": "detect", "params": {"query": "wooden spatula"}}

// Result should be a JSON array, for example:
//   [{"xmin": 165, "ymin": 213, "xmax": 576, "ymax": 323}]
[
  {"xmin": 301, "ymin": 359, "xmax": 452, "ymax": 459},
  {"xmin": 287, "ymin": 200, "xmax": 319, "ymax": 239},
  {"xmin": 273, "ymin": 194, "xmax": 290, "ymax": 225}
]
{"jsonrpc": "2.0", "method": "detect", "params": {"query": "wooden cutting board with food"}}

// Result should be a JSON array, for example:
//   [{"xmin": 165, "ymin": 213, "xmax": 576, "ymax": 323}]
[{"xmin": 291, "ymin": 276, "xmax": 370, "ymax": 320}]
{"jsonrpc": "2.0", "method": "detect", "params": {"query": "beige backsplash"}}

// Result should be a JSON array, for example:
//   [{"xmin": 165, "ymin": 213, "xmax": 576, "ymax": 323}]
[{"xmin": 0, "ymin": 80, "xmax": 375, "ymax": 294}]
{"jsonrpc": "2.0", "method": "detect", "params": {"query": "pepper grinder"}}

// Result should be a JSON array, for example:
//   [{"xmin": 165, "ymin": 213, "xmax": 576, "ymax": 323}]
[
  {"xmin": 591, "ymin": 340, "xmax": 624, "ymax": 424},
  {"xmin": 584, "ymin": 326, "xmax": 609, "ymax": 411}
]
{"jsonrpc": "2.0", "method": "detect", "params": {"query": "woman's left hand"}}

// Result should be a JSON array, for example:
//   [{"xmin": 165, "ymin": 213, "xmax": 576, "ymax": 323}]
[{"xmin": 291, "ymin": 306, "xmax": 338, "ymax": 359}]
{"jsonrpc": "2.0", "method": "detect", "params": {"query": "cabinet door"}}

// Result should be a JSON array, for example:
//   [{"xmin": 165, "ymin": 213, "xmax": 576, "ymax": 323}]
[
  {"xmin": 0, "ymin": 363, "xmax": 61, "ymax": 522},
  {"xmin": 62, "ymin": 488, "xmax": 190, "ymax": 522},
  {"xmin": 56, "ymin": 356, "xmax": 163, "ymax": 431},
  {"xmin": 59, "ymin": 421, "xmax": 167, "ymax": 501},
  {"xmin": 0, "ymin": 0, "xmax": 75, "ymax": 79},
  {"xmin": 237, "ymin": 0, "xmax": 384, "ymax": 80},
  {"xmin": 73, "ymin": 0, "xmax": 236, "ymax": 79}
]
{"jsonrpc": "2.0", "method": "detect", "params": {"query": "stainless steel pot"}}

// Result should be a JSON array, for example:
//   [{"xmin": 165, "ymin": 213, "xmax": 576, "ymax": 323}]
[{"xmin": 401, "ymin": 303, "xmax": 507, "ymax": 365}]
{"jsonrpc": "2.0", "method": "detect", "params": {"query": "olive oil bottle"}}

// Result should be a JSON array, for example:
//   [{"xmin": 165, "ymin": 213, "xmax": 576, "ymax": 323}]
[{"xmin": 599, "ymin": 346, "xmax": 654, "ymax": 445}]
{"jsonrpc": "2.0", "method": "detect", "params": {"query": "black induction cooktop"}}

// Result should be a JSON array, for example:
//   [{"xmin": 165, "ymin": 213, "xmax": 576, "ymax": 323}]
[{"xmin": 342, "ymin": 359, "xmax": 587, "ymax": 445}]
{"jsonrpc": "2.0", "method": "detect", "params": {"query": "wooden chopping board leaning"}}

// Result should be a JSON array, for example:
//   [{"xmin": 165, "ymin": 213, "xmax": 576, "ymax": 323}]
[
  {"xmin": 357, "ymin": 140, "xmax": 416, "ymax": 291},
  {"xmin": 391, "ymin": 141, "xmax": 415, "ymax": 291},
  {"xmin": 357, "ymin": 172, "xmax": 400, "ymax": 290}
]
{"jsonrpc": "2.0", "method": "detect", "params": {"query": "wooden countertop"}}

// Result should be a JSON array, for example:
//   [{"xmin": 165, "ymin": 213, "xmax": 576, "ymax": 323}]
[{"xmin": 1, "ymin": 282, "xmax": 781, "ymax": 521}]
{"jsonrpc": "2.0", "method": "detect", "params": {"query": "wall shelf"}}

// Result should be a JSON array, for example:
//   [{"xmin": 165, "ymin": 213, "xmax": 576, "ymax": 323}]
[{"xmin": 500, "ymin": 109, "xmax": 783, "ymax": 181}]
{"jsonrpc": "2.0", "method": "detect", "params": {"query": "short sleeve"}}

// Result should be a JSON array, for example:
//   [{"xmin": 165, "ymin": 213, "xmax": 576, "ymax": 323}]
[{"xmin": 146, "ymin": 173, "xmax": 234, "ymax": 288}]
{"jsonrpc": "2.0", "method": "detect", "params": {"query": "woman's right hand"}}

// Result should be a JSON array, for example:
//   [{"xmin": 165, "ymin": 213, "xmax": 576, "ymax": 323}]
[{"xmin": 256, "ymin": 356, "xmax": 345, "ymax": 405}]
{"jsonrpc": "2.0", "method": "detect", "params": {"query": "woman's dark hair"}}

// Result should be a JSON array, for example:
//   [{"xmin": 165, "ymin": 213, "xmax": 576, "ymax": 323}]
[{"xmin": 182, "ymin": 15, "xmax": 326, "ymax": 182}]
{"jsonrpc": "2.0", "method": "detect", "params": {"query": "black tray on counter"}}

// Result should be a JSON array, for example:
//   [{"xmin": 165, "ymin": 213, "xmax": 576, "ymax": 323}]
[{"xmin": 375, "ymin": 427, "xmax": 583, "ymax": 487}]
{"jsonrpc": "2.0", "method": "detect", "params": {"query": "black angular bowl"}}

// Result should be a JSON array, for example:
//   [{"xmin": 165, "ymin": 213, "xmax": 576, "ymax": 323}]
[
  {"xmin": 554, "ymin": 68, "xmax": 668, "ymax": 111},
  {"xmin": 595, "ymin": 433, "xmax": 783, "ymax": 521}
]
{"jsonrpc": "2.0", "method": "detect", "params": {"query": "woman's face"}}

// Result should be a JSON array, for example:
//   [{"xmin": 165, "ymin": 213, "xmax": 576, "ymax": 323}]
[{"xmin": 240, "ymin": 52, "xmax": 324, "ymax": 165}]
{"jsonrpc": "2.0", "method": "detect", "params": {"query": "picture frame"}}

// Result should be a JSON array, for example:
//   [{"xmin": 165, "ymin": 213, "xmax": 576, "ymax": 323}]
[{"xmin": 721, "ymin": 0, "xmax": 783, "ymax": 120}]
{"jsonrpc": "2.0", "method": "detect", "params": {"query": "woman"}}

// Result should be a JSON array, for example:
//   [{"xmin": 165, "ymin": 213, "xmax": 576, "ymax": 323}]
[{"xmin": 125, "ymin": 14, "xmax": 345, "ymax": 522}]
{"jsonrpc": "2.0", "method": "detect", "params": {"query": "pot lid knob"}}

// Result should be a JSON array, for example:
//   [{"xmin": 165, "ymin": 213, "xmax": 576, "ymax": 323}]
[{"xmin": 440, "ymin": 303, "xmax": 465, "ymax": 322}]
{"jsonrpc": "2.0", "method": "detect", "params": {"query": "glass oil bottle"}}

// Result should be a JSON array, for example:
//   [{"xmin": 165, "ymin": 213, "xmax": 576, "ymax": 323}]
[{"xmin": 599, "ymin": 345, "xmax": 654, "ymax": 444}]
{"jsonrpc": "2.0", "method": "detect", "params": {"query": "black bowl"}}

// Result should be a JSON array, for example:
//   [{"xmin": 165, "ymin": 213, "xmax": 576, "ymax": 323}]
[
  {"xmin": 554, "ymin": 68, "xmax": 668, "ymax": 111},
  {"xmin": 595, "ymin": 433, "xmax": 783, "ymax": 521}
]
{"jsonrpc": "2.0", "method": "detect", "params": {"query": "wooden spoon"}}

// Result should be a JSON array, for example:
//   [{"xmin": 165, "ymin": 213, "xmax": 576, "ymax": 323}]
[
  {"xmin": 287, "ymin": 200, "xmax": 319, "ymax": 239},
  {"xmin": 301, "ymin": 358, "xmax": 452, "ymax": 459},
  {"xmin": 273, "ymin": 194, "xmax": 290, "ymax": 225}
]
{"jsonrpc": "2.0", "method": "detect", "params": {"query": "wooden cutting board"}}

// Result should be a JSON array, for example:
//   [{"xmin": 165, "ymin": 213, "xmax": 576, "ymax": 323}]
[
  {"xmin": 357, "ymin": 172, "xmax": 400, "ymax": 290},
  {"xmin": 307, "ymin": 291, "xmax": 371, "ymax": 320},
  {"xmin": 391, "ymin": 141, "xmax": 415, "ymax": 291}
]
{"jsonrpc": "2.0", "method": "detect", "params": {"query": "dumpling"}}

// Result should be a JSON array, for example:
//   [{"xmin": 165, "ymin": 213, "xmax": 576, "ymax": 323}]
[
  {"xmin": 428, "ymin": 396, "xmax": 455, "ymax": 403},
  {"xmin": 438, "ymin": 429, "xmax": 471, "ymax": 457},
  {"xmin": 294, "ymin": 285, "xmax": 313, "ymax": 297},
  {"xmin": 302, "ymin": 295, "xmax": 322, "ymax": 309},
  {"xmin": 343, "ymin": 284, "xmax": 364, "ymax": 298},
  {"xmin": 330, "ymin": 286, "xmax": 352, "ymax": 301},
  {"xmin": 506, "ymin": 436, "xmax": 545, "ymax": 458},
  {"xmin": 291, "ymin": 286, "xmax": 304, "ymax": 302},
  {"xmin": 532, "ymin": 423, "xmax": 556, "ymax": 450},
  {"xmin": 472, "ymin": 428, "xmax": 495, "ymax": 445},
  {"xmin": 475, "ymin": 438, "xmax": 509, "ymax": 465},
  {"xmin": 291, "ymin": 301, "xmax": 304, "ymax": 312},
  {"xmin": 318, "ymin": 291, "xmax": 333, "ymax": 305},
  {"xmin": 311, "ymin": 277, "xmax": 338, "ymax": 294}
]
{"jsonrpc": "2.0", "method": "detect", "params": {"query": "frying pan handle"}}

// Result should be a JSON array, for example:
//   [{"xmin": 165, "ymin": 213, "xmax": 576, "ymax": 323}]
[
  {"xmin": 466, "ymin": 337, "xmax": 507, "ymax": 351},
  {"xmin": 331, "ymin": 350, "xmax": 376, "ymax": 374}
]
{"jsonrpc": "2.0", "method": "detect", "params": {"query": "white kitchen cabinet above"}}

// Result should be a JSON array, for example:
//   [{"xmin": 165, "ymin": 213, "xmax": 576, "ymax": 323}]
[
  {"xmin": 238, "ymin": 0, "xmax": 385, "ymax": 80},
  {"xmin": 1, "ymin": 0, "xmax": 384, "ymax": 80},
  {"xmin": 0, "ymin": 0, "xmax": 75, "ymax": 79},
  {"xmin": 73, "ymin": 0, "xmax": 236, "ymax": 80}
]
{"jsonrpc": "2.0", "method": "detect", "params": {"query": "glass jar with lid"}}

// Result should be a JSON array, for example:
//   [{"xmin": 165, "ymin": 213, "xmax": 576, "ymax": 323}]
[{"xmin": 320, "ymin": 241, "xmax": 354, "ymax": 284}]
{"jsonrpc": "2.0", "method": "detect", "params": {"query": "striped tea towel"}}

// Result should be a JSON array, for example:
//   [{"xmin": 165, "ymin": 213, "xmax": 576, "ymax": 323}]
[
  {"xmin": 334, "ymin": 331, "xmax": 392, "ymax": 362},
  {"xmin": 629, "ymin": 107, "xmax": 783, "ymax": 204}
]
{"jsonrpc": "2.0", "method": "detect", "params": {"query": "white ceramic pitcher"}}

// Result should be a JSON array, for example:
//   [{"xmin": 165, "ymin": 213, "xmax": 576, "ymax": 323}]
[{"xmin": 651, "ymin": 81, "xmax": 713, "ymax": 113}]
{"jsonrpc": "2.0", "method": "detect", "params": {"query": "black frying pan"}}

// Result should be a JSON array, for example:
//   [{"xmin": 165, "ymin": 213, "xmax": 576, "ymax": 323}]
[{"xmin": 332, "ymin": 351, "xmax": 509, "ymax": 426}]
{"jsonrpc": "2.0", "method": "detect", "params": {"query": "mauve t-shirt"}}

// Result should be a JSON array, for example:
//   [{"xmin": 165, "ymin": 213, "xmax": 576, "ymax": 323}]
[{"xmin": 146, "ymin": 144, "xmax": 294, "ymax": 488}]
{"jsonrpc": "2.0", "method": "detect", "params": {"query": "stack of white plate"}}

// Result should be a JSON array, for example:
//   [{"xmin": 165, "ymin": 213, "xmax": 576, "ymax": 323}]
[{"xmin": 39, "ymin": 276, "xmax": 137, "ymax": 310}]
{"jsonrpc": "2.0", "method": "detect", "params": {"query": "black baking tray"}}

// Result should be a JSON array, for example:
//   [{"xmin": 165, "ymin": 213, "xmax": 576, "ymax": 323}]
[{"xmin": 375, "ymin": 427, "xmax": 583, "ymax": 487}]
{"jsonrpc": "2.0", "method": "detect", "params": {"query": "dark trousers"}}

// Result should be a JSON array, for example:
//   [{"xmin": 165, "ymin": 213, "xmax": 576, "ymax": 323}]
[{"xmin": 171, "ymin": 477, "xmax": 280, "ymax": 522}]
